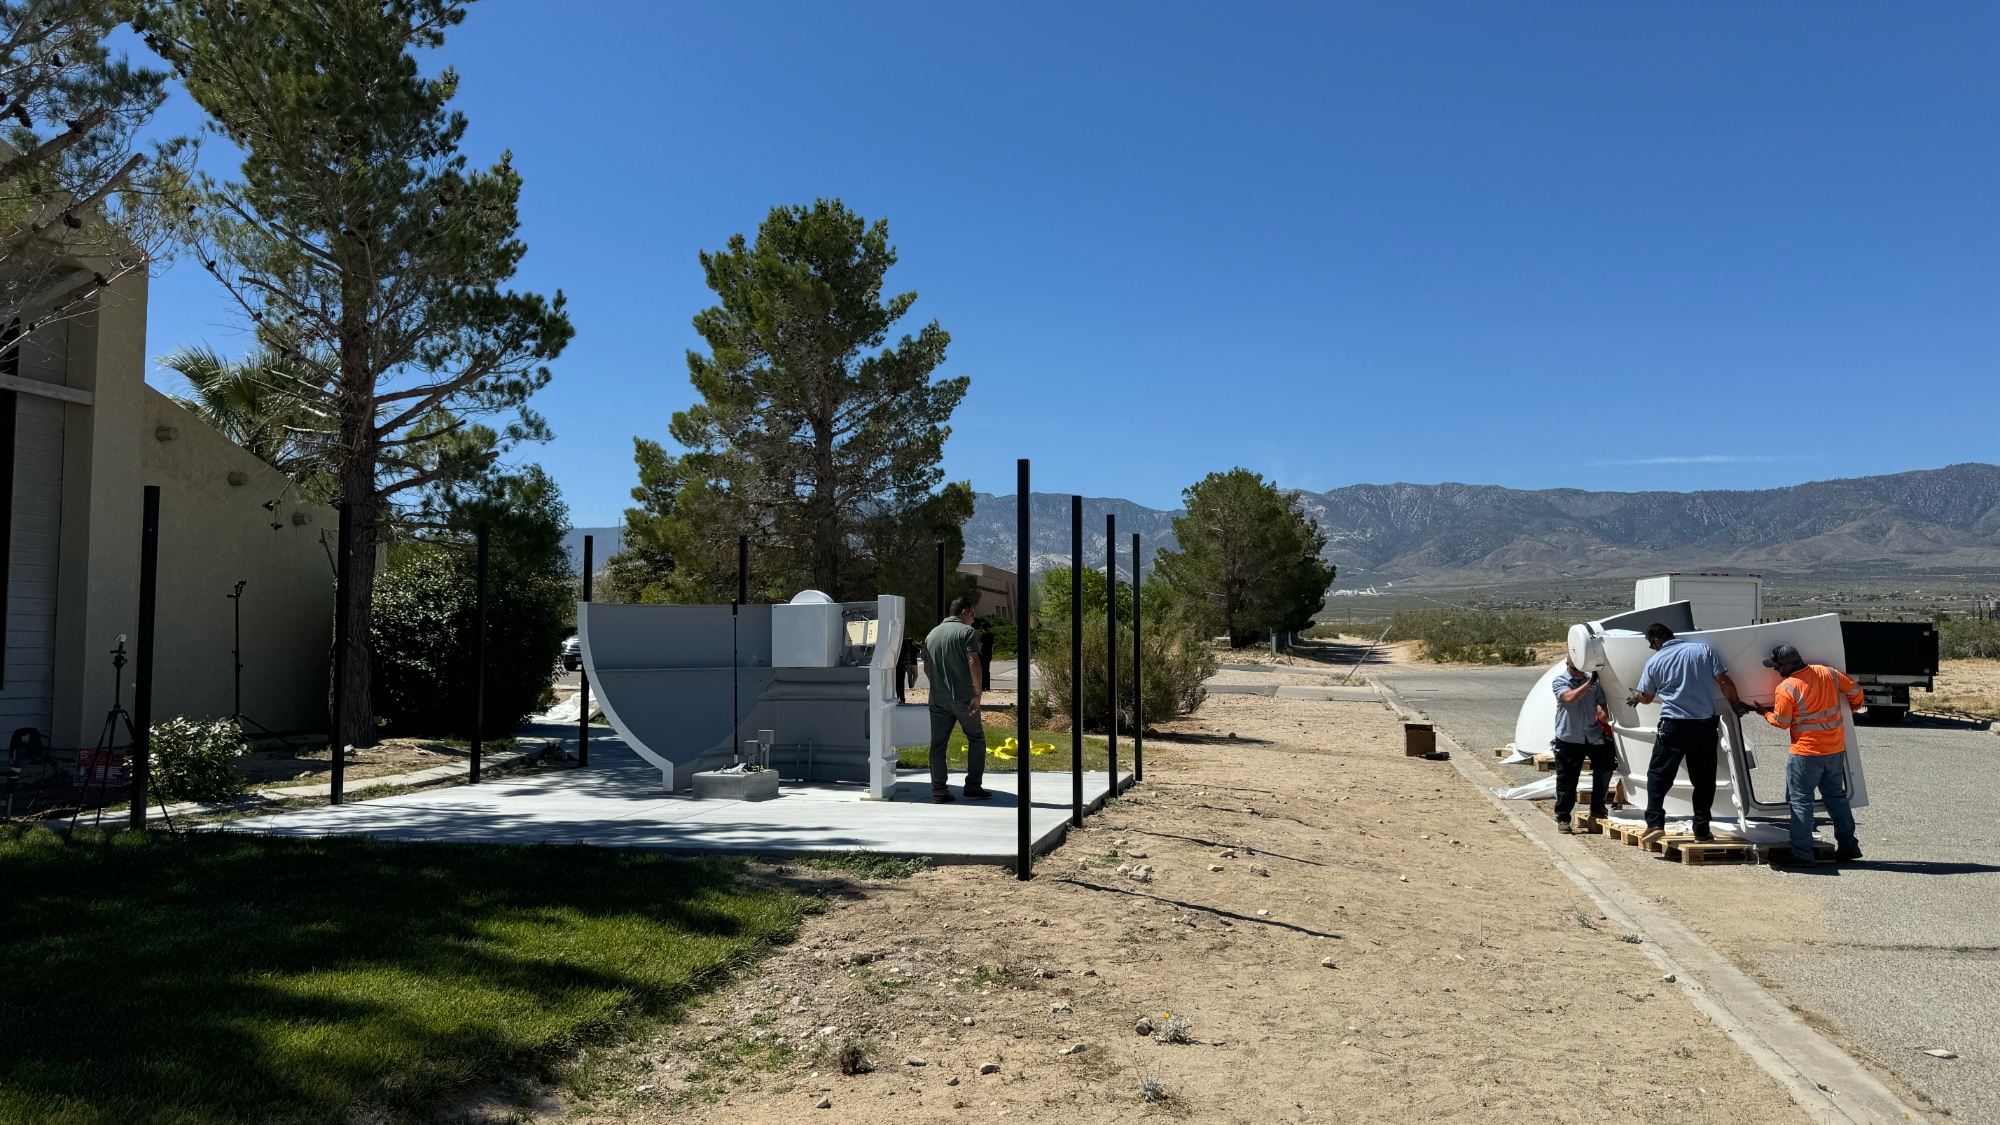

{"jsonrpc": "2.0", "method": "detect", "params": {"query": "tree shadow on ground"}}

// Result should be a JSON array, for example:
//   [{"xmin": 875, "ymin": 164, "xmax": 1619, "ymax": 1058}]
[{"xmin": 0, "ymin": 827, "xmax": 805, "ymax": 1125}]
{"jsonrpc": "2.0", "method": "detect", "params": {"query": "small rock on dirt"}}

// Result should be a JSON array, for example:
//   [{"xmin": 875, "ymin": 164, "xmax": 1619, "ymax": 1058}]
[
  {"xmin": 1059, "ymin": 1043, "xmax": 1086, "ymax": 1055},
  {"xmin": 816, "ymin": 1097, "xmax": 833, "ymax": 1109},
  {"xmin": 947, "ymin": 1077, "xmax": 960, "ymax": 1086},
  {"xmin": 1662, "ymin": 974, "xmax": 1677, "ymax": 983},
  {"xmin": 962, "ymin": 1016, "xmax": 975, "ymax": 1026},
  {"xmin": 980, "ymin": 1063, "xmax": 1000, "ymax": 1074},
  {"xmin": 1320, "ymin": 958, "xmax": 1337, "ymax": 969},
  {"xmin": 1135, "ymin": 1017, "xmax": 1155, "ymax": 1036},
  {"xmin": 905, "ymin": 1057, "xmax": 927, "ymax": 1066},
  {"xmin": 1209, "ymin": 864, "xmax": 1225, "ymax": 872}
]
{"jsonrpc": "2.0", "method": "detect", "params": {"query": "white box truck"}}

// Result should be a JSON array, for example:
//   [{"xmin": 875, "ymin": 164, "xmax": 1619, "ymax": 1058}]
[{"xmin": 1633, "ymin": 573, "xmax": 1763, "ymax": 630}]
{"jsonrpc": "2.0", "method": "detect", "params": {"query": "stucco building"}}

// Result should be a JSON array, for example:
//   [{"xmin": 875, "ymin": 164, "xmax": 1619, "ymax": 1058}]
[
  {"xmin": 957, "ymin": 562, "xmax": 1017, "ymax": 622},
  {"xmin": 3, "ymin": 269, "xmax": 333, "ymax": 751}
]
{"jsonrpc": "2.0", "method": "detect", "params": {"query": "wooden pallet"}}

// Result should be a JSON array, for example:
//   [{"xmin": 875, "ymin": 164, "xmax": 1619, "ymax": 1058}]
[{"xmin": 1671, "ymin": 840, "xmax": 1759, "ymax": 865}]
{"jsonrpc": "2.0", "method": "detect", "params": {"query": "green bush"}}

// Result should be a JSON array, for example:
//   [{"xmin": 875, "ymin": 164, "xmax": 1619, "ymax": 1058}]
[
  {"xmin": 1393, "ymin": 609, "xmax": 1564, "ymax": 666},
  {"xmin": 372, "ymin": 543, "xmax": 571, "ymax": 738},
  {"xmin": 1938, "ymin": 616, "xmax": 2000, "ymax": 660},
  {"xmin": 148, "ymin": 717, "xmax": 249, "ymax": 802},
  {"xmin": 1034, "ymin": 618, "xmax": 1214, "ymax": 732}
]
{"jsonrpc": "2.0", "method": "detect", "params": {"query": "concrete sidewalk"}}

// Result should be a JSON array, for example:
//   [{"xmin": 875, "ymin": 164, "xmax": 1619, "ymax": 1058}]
[{"xmin": 208, "ymin": 728, "xmax": 1129, "ymax": 865}]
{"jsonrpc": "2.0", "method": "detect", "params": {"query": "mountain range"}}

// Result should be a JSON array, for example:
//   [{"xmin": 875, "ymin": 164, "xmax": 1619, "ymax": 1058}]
[{"xmin": 961, "ymin": 463, "xmax": 2000, "ymax": 586}]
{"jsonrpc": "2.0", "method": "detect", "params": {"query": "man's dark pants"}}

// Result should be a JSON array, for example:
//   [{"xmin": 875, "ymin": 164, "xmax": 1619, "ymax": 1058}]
[
  {"xmin": 928, "ymin": 698, "xmax": 987, "ymax": 792},
  {"xmin": 1552, "ymin": 739, "xmax": 1615, "ymax": 823},
  {"xmin": 1645, "ymin": 715, "xmax": 1719, "ymax": 834}
]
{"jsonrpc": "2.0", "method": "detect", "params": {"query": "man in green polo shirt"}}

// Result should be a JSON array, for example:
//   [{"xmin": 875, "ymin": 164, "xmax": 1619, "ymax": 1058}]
[{"xmin": 922, "ymin": 597, "xmax": 992, "ymax": 803}]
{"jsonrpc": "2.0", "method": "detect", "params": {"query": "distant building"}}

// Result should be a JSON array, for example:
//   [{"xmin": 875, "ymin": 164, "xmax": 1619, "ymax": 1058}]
[
  {"xmin": 957, "ymin": 563, "xmax": 1017, "ymax": 622},
  {"xmin": 3, "ymin": 266, "xmax": 333, "ymax": 751}
]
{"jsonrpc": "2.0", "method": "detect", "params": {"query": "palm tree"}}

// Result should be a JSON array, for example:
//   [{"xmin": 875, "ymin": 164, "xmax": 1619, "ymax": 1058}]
[{"xmin": 160, "ymin": 346, "xmax": 337, "ymax": 477}]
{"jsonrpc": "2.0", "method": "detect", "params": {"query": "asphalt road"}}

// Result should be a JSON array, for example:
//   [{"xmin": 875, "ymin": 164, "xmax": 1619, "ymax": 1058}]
[{"xmin": 1376, "ymin": 664, "xmax": 2000, "ymax": 1125}]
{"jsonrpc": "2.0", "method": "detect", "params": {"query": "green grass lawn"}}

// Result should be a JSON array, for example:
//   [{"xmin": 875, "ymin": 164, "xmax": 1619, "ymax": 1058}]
[
  {"xmin": 0, "ymin": 826, "xmax": 807, "ymax": 1125},
  {"xmin": 896, "ymin": 727, "xmax": 1115, "ymax": 773}
]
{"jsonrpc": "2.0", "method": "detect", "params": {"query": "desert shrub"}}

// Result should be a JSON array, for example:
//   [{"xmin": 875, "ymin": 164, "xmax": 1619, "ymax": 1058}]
[
  {"xmin": 1034, "ymin": 617, "xmax": 1214, "ymax": 732},
  {"xmin": 1937, "ymin": 616, "xmax": 2000, "ymax": 660},
  {"xmin": 148, "ymin": 718, "xmax": 249, "ymax": 802},
  {"xmin": 1033, "ymin": 566, "xmax": 1214, "ymax": 730},
  {"xmin": 1393, "ymin": 609, "xmax": 1563, "ymax": 665}
]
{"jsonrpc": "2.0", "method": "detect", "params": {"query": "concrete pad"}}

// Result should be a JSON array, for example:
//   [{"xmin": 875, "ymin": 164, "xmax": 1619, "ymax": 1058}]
[
  {"xmin": 1273, "ymin": 685, "xmax": 1380, "ymax": 702},
  {"xmin": 1205, "ymin": 683, "xmax": 1277, "ymax": 696},
  {"xmin": 206, "ymin": 732, "xmax": 1130, "ymax": 866}
]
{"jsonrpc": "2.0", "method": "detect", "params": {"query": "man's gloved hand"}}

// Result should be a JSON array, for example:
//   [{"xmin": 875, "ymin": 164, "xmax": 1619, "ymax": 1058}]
[{"xmin": 1625, "ymin": 691, "xmax": 1641, "ymax": 708}]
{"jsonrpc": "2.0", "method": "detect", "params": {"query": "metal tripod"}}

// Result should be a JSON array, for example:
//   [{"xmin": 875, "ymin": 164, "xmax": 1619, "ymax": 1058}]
[
  {"xmin": 68, "ymin": 637, "xmax": 176, "ymax": 834},
  {"xmin": 227, "ymin": 580, "xmax": 298, "ymax": 749}
]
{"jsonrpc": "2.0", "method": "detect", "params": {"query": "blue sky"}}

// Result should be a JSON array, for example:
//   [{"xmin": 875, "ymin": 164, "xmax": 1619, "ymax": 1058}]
[{"xmin": 139, "ymin": 1, "xmax": 2000, "ymax": 523}]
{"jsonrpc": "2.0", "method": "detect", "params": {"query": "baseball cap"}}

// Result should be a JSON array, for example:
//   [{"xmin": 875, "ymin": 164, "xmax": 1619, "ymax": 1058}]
[{"xmin": 1762, "ymin": 644, "xmax": 1803, "ymax": 669}]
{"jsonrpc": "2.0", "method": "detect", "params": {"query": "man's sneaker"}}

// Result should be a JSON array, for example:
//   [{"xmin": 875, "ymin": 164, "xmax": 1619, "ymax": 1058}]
[
  {"xmin": 1835, "ymin": 844, "xmax": 1864, "ymax": 862},
  {"xmin": 963, "ymin": 786, "xmax": 994, "ymax": 800},
  {"xmin": 931, "ymin": 790, "xmax": 956, "ymax": 804},
  {"xmin": 1639, "ymin": 827, "xmax": 1666, "ymax": 847},
  {"xmin": 1693, "ymin": 831, "xmax": 1716, "ymax": 843},
  {"xmin": 1765, "ymin": 847, "xmax": 1812, "ymax": 867},
  {"xmin": 1557, "ymin": 820, "xmax": 1575, "ymax": 835}
]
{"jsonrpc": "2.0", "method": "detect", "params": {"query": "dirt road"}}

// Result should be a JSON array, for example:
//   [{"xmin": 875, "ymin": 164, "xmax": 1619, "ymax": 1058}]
[{"xmin": 558, "ymin": 689, "xmax": 1816, "ymax": 1124}]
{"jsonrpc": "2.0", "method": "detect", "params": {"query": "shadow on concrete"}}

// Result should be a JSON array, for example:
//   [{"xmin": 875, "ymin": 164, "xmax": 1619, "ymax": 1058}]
[{"xmin": 1845, "ymin": 859, "xmax": 2000, "ymax": 877}]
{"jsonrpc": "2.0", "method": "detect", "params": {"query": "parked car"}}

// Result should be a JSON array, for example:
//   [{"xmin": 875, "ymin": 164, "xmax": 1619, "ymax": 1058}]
[{"xmin": 561, "ymin": 634, "xmax": 582, "ymax": 671}]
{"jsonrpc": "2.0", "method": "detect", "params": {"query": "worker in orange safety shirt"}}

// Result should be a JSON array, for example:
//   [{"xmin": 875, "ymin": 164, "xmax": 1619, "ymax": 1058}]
[{"xmin": 1749, "ymin": 644, "xmax": 1865, "ymax": 867}]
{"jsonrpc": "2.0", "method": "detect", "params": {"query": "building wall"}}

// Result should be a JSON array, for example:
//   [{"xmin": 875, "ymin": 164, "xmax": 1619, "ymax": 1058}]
[
  {"xmin": 142, "ymin": 390, "xmax": 333, "ymax": 731},
  {"xmin": 50, "ymin": 275, "xmax": 146, "ymax": 749},
  {"xmin": 38, "ymin": 271, "xmax": 334, "ymax": 747},
  {"xmin": 957, "ymin": 562, "xmax": 1017, "ymax": 622},
  {"xmin": 1, "ymin": 310, "xmax": 73, "ymax": 738}
]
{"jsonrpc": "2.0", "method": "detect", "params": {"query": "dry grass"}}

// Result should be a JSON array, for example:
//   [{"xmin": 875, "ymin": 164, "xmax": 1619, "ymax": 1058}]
[{"xmin": 1919, "ymin": 659, "xmax": 2000, "ymax": 721}]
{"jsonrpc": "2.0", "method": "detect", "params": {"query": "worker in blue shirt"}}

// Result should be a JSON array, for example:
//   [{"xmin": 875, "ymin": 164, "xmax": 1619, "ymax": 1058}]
[
  {"xmin": 1550, "ymin": 655, "xmax": 1613, "ymax": 834},
  {"xmin": 1631, "ymin": 622, "xmax": 1747, "ymax": 845}
]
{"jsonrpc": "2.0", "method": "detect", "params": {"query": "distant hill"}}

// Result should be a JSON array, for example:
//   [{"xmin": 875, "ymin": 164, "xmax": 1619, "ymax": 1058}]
[
  {"xmin": 961, "ymin": 494, "xmax": 1181, "ymax": 579},
  {"xmin": 562, "ymin": 527, "xmax": 624, "ymax": 574},
  {"xmin": 959, "ymin": 464, "xmax": 2000, "ymax": 585}
]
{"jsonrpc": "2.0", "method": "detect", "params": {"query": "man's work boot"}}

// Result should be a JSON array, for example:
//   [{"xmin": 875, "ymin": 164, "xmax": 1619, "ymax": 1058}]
[
  {"xmin": 1639, "ymin": 827, "xmax": 1665, "ymax": 847},
  {"xmin": 962, "ymin": 786, "xmax": 993, "ymax": 800},
  {"xmin": 1693, "ymin": 830, "xmax": 1716, "ymax": 843},
  {"xmin": 1835, "ymin": 843, "xmax": 1864, "ymax": 862},
  {"xmin": 931, "ymin": 790, "xmax": 956, "ymax": 804},
  {"xmin": 1556, "ymin": 819, "xmax": 1575, "ymax": 835}
]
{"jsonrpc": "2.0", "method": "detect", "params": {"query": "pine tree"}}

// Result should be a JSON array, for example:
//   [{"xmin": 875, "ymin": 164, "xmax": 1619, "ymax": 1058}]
[
  {"xmin": 623, "ymin": 199, "xmax": 970, "ymax": 604},
  {"xmin": 137, "ymin": 0, "xmax": 572, "ymax": 745},
  {"xmin": 1154, "ymin": 468, "xmax": 1337, "ymax": 646}
]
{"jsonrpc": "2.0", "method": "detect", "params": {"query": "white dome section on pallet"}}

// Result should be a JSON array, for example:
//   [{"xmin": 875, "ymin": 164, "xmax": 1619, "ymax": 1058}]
[{"xmin": 1511, "ymin": 583, "xmax": 1868, "ymax": 829}]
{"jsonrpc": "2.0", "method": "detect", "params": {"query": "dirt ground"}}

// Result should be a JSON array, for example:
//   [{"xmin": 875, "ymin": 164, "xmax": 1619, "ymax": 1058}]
[
  {"xmin": 238, "ymin": 737, "xmax": 482, "ymax": 789},
  {"xmin": 551, "ymin": 691, "xmax": 1816, "ymax": 1125},
  {"xmin": 1922, "ymin": 658, "xmax": 2000, "ymax": 720}
]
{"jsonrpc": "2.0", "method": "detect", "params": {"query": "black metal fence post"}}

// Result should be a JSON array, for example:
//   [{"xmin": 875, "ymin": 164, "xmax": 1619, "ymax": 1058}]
[
  {"xmin": 470, "ymin": 522, "xmax": 489, "ymax": 784},
  {"xmin": 330, "ymin": 502, "xmax": 351, "ymax": 805},
  {"xmin": 1132, "ymin": 530, "xmax": 1143, "ymax": 783},
  {"xmin": 1105, "ymin": 512, "xmax": 1117, "ymax": 794},
  {"xmin": 579, "ymin": 534, "xmax": 592, "ymax": 768},
  {"xmin": 1016, "ymin": 460, "xmax": 1031, "ymax": 880},
  {"xmin": 129, "ymin": 486, "xmax": 159, "ymax": 830},
  {"xmin": 1070, "ymin": 496, "xmax": 1083, "ymax": 827}
]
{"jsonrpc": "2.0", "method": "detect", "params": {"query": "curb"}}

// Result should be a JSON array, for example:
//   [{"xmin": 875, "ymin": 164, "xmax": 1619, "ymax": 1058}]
[{"xmin": 1376, "ymin": 681, "xmax": 1929, "ymax": 1125}]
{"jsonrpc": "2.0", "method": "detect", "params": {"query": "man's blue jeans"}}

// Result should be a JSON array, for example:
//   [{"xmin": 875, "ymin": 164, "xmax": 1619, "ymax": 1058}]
[{"xmin": 1786, "ymin": 750, "xmax": 1858, "ymax": 858}]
